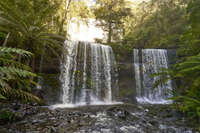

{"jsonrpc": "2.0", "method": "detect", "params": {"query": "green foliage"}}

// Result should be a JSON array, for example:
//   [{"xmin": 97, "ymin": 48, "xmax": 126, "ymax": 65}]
[
  {"xmin": 177, "ymin": 0, "xmax": 200, "ymax": 57},
  {"xmin": 154, "ymin": 54, "xmax": 200, "ymax": 120},
  {"xmin": 0, "ymin": 47, "xmax": 43, "ymax": 104},
  {"xmin": 123, "ymin": 0, "xmax": 188, "ymax": 49},
  {"xmin": 0, "ymin": 94, "xmax": 6, "ymax": 100},
  {"xmin": 152, "ymin": 0, "xmax": 200, "ymax": 121},
  {"xmin": 0, "ymin": 47, "xmax": 33, "ymax": 56},
  {"xmin": 152, "ymin": 68, "xmax": 174, "ymax": 90},
  {"xmin": 187, "ymin": 0, "xmax": 200, "ymax": 36},
  {"xmin": 68, "ymin": 0, "xmax": 93, "ymax": 20},
  {"xmin": 93, "ymin": 0, "xmax": 132, "ymax": 43},
  {"xmin": 0, "ymin": 0, "xmax": 66, "ymax": 73},
  {"xmin": 0, "ymin": 109, "xmax": 16, "ymax": 122},
  {"xmin": 172, "ymin": 54, "xmax": 200, "ymax": 119},
  {"xmin": 154, "ymin": 50, "xmax": 200, "ymax": 120},
  {"xmin": 0, "ymin": 0, "xmax": 71, "ymax": 105},
  {"xmin": 109, "ymin": 42, "xmax": 133, "ymax": 61}
]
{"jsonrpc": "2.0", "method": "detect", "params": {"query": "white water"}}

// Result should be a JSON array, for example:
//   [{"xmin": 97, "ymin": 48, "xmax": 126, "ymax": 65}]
[
  {"xmin": 56, "ymin": 41, "xmax": 119, "ymax": 108},
  {"xmin": 134, "ymin": 49, "xmax": 172, "ymax": 104}
]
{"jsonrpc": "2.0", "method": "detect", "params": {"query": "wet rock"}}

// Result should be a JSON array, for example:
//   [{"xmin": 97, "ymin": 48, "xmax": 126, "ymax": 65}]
[
  {"xmin": 149, "ymin": 120, "xmax": 158, "ymax": 126},
  {"xmin": 50, "ymin": 126, "xmax": 57, "ymax": 132},
  {"xmin": 26, "ymin": 131, "xmax": 40, "ymax": 133},
  {"xmin": 106, "ymin": 107, "xmax": 130, "ymax": 120},
  {"xmin": 0, "ymin": 104, "xmax": 198, "ymax": 133}
]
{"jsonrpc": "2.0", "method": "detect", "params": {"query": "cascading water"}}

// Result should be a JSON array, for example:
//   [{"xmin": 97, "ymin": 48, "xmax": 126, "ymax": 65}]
[
  {"xmin": 134, "ymin": 49, "xmax": 172, "ymax": 104},
  {"xmin": 58, "ymin": 40, "xmax": 119, "ymax": 107}
]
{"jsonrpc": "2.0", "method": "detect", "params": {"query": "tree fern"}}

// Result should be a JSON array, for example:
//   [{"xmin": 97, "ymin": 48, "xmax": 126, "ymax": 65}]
[
  {"xmin": 154, "ymin": 54, "xmax": 200, "ymax": 119},
  {"xmin": 0, "ymin": 0, "xmax": 65, "ymax": 57},
  {"xmin": 0, "ymin": 46, "xmax": 43, "ymax": 104},
  {"xmin": 0, "ymin": 47, "xmax": 33, "ymax": 56},
  {"xmin": 0, "ymin": 93, "xmax": 6, "ymax": 100}
]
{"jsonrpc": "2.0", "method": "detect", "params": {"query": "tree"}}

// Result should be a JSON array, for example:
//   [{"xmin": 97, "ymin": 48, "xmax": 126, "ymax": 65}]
[
  {"xmin": 58, "ymin": 0, "xmax": 72, "ymax": 35},
  {"xmin": 123, "ymin": 0, "xmax": 188, "ymax": 49},
  {"xmin": 187, "ymin": 0, "xmax": 200, "ymax": 36},
  {"xmin": 0, "ymin": 0, "xmax": 65, "ymax": 72},
  {"xmin": 154, "ymin": 0, "xmax": 200, "ymax": 120},
  {"xmin": 93, "ymin": 0, "xmax": 132, "ymax": 43}
]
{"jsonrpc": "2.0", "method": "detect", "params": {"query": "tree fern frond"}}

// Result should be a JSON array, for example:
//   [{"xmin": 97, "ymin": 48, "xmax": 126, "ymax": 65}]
[
  {"xmin": 0, "ymin": 1, "xmax": 29, "ymax": 34},
  {"xmin": 151, "ymin": 68, "xmax": 174, "ymax": 89},
  {"xmin": 0, "ymin": 79, "xmax": 11, "ymax": 90},
  {"xmin": 153, "ymin": 76, "xmax": 172, "ymax": 89},
  {"xmin": 0, "ymin": 87, "xmax": 44, "ymax": 105},
  {"xmin": 0, "ymin": 57, "xmax": 31, "ymax": 70},
  {"xmin": 39, "ymin": 37, "xmax": 63, "ymax": 49},
  {"xmin": 0, "ymin": 93, "xmax": 6, "ymax": 99},
  {"xmin": 0, "ymin": 52, "xmax": 14, "ymax": 59},
  {"xmin": 45, "ymin": 44, "xmax": 60, "ymax": 57},
  {"xmin": 192, "ymin": 77, "xmax": 200, "ymax": 88},
  {"xmin": 0, "ymin": 47, "xmax": 33, "ymax": 57},
  {"xmin": 178, "ymin": 65, "xmax": 200, "ymax": 75},
  {"xmin": 0, "ymin": 67, "xmax": 37, "ymax": 78}
]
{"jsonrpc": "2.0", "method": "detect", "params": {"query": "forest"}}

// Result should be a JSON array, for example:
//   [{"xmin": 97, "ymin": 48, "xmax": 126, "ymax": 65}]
[{"xmin": 0, "ymin": 0, "xmax": 200, "ymax": 132}]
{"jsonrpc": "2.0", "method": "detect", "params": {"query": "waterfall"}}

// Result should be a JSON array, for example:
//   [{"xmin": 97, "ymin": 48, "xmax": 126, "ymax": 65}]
[
  {"xmin": 59, "ymin": 41, "xmax": 119, "ymax": 106},
  {"xmin": 134, "ymin": 49, "xmax": 172, "ymax": 104}
]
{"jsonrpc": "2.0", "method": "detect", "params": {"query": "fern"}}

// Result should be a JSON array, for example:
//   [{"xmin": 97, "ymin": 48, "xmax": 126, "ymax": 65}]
[
  {"xmin": 0, "ymin": 87, "xmax": 43, "ymax": 104},
  {"xmin": 152, "ymin": 68, "xmax": 174, "ymax": 89},
  {"xmin": 0, "ymin": 47, "xmax": 33, "ymax": 57},
  {"xmin": 0, "ymin": 94, "xmax": 6, "ymax": 99},
  {"xmin": 0, "ymin": 0, "xmax": 65, "ymax": 58},
  {"xmin": 0, "ymin": 57, "xmax": 31, "ymax": 70},
  {"xmin": 154, "ymin": 53, "xmax": 200, "ymax": 119},
  {"xmin": 0, "ymin": 67, "xmax": 36, "ymax": 78},
  {"xmin": 0, "ymin": 47, "xmax": 43, "ymax": 104}
]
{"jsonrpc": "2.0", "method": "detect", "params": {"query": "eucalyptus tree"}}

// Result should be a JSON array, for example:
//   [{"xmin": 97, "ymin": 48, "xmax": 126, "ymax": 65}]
[
  {"xmin": 123, "ymin": 0, "xmax": 188, "ymax": 48},
  {"xmin": 93, "ymin": 0, "xmax": 132, "ymax": 43},
  {"xmin": 57, "ymin": 0, "xmax": 72, "ymax": 35}
]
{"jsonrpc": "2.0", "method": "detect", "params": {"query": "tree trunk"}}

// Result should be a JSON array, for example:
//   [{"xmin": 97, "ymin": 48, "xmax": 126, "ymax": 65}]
[
  {"xmin": 18, "ymin": 55, "xmax": 22, "ymax": 63},
  {"xmin": 59, "ymin": 0, "xmax": 72, "ymax": 34},
  {"xmin": 3, "ymin": 33, "xmax": 10, "ymax": 47},
  {"xmin": 39, "ymin": 45, "xmax": 46, "ymax": 73},
  {"xmin": 32, "ymin": 56, "xmax": 35, "ymax": 73},
  {"xmin": 107, "ymin": 22, "xmax": 112, "ymax": 43}
]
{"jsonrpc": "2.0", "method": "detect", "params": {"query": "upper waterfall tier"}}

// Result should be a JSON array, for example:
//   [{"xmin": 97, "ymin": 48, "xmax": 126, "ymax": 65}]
[
  {"xmin": 60, "ymin": 41, "xmax": 119, "ymax": 106},
  {"xmin": 134, "ymin": 49, "xmax": 173, "ymax": 104}
]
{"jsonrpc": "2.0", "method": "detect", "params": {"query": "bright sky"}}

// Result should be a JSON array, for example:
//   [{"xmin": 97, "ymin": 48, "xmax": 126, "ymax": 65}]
[
  {"xmin": 68, "ymin": 18, "xmax": 105, "ymax": 42},
  {"xmin": 68, "ymin": 0, "xmax": 150, "ymax": 42}
]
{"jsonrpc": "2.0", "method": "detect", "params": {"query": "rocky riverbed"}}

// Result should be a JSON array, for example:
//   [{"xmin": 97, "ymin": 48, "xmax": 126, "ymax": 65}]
[{"xmin": 0, "ymin": 103, "xmax": 199, "ymax": 133}]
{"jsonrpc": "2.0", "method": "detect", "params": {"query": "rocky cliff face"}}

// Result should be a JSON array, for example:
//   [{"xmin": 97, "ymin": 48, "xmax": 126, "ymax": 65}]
[
  {"xmin": 37, "ymin": 48, "xmax": 177, "ymax": 105},
  {"xmin": 117, "ymin": 51, "xmax": 137, "ymax": 103}
]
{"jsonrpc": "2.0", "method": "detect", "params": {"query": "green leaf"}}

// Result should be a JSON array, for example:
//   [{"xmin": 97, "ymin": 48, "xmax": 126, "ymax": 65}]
[
  {"xmin": 197, "ymin": 107, "xmax": 200, "ymax": 117},
  {"xmin": 0, "ymin": 93, "xmax": 6, "ymax": 99}
]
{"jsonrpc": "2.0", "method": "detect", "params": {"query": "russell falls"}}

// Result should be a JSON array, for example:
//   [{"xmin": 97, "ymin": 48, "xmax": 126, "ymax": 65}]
[{"xmin": 0, "ymin": 0, "xmax": 200, "ymax": 133}]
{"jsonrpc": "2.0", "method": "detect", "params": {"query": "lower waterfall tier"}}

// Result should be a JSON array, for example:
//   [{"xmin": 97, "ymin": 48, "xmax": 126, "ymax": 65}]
[
  {"xmin": 134, "ymin": 49, "xmax": 173, "ymax": 104},
  {"xmin": 60, "ymin": 41, "xmax": 119, "ymax": 105}
]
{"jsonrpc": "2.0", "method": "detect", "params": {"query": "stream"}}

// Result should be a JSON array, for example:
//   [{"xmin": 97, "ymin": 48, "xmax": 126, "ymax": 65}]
[{"xmin": 0, "ymin": 104, "xmax": 198, "ymax": 133}]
